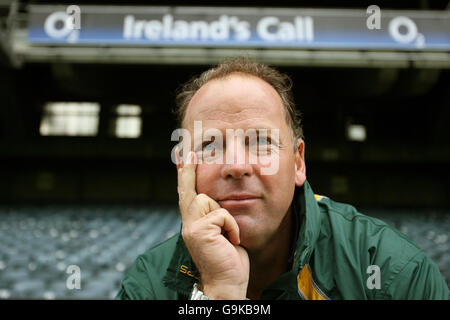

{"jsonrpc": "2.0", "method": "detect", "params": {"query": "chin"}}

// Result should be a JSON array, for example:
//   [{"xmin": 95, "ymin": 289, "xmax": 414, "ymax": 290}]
[
  {"xmin": 233, "ymin": 215, "xmax": 265, "ymax": 251},
  {"xmin": 239, "ymin": 235, "xmax": 265, "ymax": 252}
]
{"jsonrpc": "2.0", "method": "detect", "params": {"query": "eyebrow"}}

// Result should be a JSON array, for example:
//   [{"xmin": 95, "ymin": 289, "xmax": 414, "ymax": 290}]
[
  {"xmin": 192, "ymin": 127, "xmax": 278, "ymax": 138},
  {"xmin": 193, "ymin": 127, "xmax": 282, "ymax": 147}
]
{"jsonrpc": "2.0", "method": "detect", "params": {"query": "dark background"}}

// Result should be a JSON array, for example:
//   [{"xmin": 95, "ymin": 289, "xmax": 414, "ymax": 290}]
[
  {"xmin": 0, "ymin": 0, "xmax": 449, "ymax": 208},
  {"xmin": 0, "ymin": 0, "xmax": 448, "ymax": 299},
  {"xmin": 1, "ymin": 57, "xmax": 450, "ymax": 208}
]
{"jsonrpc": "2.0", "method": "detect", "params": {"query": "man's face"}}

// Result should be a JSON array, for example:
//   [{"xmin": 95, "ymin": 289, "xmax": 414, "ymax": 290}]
[{"xmin": 183, "ymin": 73, "xmax": 306, "ymax": 250}]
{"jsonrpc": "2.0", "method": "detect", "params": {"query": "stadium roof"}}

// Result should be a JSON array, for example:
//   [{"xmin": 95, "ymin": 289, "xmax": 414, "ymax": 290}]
[{"xmin": 2, "ymin": 1, "xmax": 450, "ymax": 67}]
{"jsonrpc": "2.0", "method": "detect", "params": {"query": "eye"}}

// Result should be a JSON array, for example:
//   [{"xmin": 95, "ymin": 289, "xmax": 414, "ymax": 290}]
[
  {"xmin": 248, "ymin": 136, "xmax": 265, "ymax": 145},
  {"xmin": 202, "ymin": 139, "xmax": 222, "ymax": 152},
  {"xmin": 258, "ymin": 136, "xmax": 271, "ymax": 145},
  {"xmin": 202, "ymin": 140, "xmax": 212, "ymax": 149}
]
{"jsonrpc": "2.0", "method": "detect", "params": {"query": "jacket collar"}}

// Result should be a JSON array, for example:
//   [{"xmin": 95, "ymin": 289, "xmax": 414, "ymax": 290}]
[
  {"xmin": 292, "ymin": 180, "xmax": 323, "ymax": 270},
  {"xmin": 163, "ymin": 180, "xmax": 323, "ymax": 299}
]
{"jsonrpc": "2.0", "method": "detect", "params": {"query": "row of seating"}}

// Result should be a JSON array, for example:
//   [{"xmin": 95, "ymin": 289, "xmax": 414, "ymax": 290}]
[
  {"xmin": 0, "ymin": 205, "xmax": 181, "ymax": 299},
  {"xmin": 0, "ymin": 205, "xmax": 448, "ymax": 299}
]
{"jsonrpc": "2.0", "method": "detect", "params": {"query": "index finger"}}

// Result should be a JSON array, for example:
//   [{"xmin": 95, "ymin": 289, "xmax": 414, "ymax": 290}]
[{"xmin": 177, "ymin": 151, "xmax": 198, "ymax": 214}]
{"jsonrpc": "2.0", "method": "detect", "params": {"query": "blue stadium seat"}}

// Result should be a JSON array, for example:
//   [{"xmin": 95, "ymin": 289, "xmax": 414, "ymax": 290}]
[{"xmin": 0, "ymin": 205, "xmax": 446, "ymax": 299}]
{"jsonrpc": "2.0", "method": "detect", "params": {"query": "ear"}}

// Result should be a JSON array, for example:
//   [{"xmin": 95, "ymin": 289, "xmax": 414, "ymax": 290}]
[{"xmin": 294, "ymin": 139, "xmax": 306, "ymax": 187}]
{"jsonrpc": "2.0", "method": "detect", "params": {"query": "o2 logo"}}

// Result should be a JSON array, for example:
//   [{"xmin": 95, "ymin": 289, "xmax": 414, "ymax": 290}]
[
  {"xmin": 44, "ymin": 5, "xmax": 81, "ymax": 43},
  {"xmin": 388, "ymin": 16, "xmax": 425, "ymax": 48},
  {"xmin": 366, "ymin": 5, "xmax": 426, "ymax": 48}
]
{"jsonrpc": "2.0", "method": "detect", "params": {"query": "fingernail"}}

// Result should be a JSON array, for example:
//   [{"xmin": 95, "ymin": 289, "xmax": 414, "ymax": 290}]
[
  {"xmin": 189, "ymin": 152, "xmax": 196, "ymax": 164},
  {"xmin": 186, "ymin": 152, "xmax": 191, "ymax": 164}
]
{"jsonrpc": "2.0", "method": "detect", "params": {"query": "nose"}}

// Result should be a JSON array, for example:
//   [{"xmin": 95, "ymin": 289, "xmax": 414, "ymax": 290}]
[
  {"xmin": 220, "ymin": 162, "xmax": 254, "ymax": 179},
  {"xmin": 220, "ymin": 137, "xmax": 254, "ymax": 179}
]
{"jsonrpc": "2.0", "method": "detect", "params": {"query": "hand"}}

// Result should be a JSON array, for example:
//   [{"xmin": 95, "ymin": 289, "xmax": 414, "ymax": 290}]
[{"xmin": 176, "ymin": 149, "xmax": 250, "ymax": 300}]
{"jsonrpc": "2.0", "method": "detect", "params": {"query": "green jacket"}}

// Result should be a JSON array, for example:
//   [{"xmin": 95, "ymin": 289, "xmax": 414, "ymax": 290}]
[{"xmin": 116, "ymin": 180, "xmax": 449, "ymax": 300}]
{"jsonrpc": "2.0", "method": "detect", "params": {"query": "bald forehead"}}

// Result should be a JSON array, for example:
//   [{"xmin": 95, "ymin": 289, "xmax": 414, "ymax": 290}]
[{"xmin": 183, "ymin": 73, "xmax": 286, "ymax": 128}]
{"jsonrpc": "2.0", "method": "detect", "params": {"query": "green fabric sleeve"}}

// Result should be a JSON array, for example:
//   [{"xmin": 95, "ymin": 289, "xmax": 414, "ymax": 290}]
[
  {"xmin": 384, "ymin": 251, "xmax": 449, "ymax": 300},
  {"xmin": 115, "ymin": 255, "xmax": 156, "ymax": 300}
]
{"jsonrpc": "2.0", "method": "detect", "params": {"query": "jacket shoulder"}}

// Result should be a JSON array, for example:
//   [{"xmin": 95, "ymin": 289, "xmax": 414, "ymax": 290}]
[
  {"xmin": 317, "ymin": 196, "xmax": 422, "ymax": 254},
  {"xmin": 313, "ymin": 197, "xmax": 448, "ymax": 299},
  {"xmin": 116, "ymin": 234, "xmax": 180, "ymax": 300}
]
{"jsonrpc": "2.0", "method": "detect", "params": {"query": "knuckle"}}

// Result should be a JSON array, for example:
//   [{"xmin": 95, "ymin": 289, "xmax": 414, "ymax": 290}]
[
  {"xmin": 195, "ymin": 193, "xmax": 209, "ymax": 202},
  {"xmin": 212, "ymin": 208, "xmax": 229, "ymax": 216},
  {"xmin": 182, "ymin": 222, "xmax": 203, "ymax": 242},
  {"xmin": 192, "ymin": 194, "xmax": 212, "ymax": 214}
]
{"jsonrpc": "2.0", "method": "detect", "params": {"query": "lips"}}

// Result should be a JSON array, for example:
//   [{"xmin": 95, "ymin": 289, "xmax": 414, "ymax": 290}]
[
  {"xmin": 217, "ymin": 194, "xmax": 261, "ymax": 208},
  {"xmin": 218, "ymin": 194, "xmax": 261, "ymax": 201}
]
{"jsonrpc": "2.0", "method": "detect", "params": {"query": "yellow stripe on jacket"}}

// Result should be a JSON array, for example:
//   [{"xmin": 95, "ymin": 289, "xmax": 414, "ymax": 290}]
[{"xmin": 297, "ymin": 264, "xmax": 329, "ymax": 300}]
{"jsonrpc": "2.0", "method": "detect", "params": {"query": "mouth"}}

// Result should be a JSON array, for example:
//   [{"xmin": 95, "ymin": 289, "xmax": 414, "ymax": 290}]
[{"xmin": 217, "ymin": 194, "xmax": 261, "ymax": 208}]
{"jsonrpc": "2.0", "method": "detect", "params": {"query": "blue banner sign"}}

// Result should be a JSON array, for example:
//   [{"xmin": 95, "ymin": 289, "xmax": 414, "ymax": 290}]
[{"xmin": 28, "ymin": 5, "xmax": 450, "ymax": 51}]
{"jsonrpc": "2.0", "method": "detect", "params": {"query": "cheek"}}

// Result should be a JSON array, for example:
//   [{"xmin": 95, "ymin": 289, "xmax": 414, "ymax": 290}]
[
  {"xmin": 261, "ymin": 152, "xmax": 296, "ymax": 181},
  {"xmin": 195, "ymin": 164, "xmax": 220, "ymax": 194},
  {"xmin": 262, "ymin": 154, "xmax": 296, "ymax": 200}
]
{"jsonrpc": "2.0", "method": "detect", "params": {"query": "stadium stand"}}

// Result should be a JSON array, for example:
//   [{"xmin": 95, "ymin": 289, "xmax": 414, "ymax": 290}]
[
  {"xmin": 0, "ymin": 205, "xmax": 181, "ymax": 299},
  {"xmin": 0, "ymin": 205, "xmax": 447, "ymax": 299}
]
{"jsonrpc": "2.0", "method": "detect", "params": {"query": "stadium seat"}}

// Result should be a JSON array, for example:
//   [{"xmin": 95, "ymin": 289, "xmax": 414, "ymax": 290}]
[{"xmin": 0, "ymin": 205, "xmax": 447, "ymax": 299}]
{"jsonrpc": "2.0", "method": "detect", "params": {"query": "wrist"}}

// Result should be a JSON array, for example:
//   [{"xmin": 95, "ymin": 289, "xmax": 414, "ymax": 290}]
[
  {"xmin": 190, "ymin": 283, "xmax": 213, "ymax": 300},
  {"xmin": 201, "ymin": 282, "xmax": 248, "ymax": 300}
]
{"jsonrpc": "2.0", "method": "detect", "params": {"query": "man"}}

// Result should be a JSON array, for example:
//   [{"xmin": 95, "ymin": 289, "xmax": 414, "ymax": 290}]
[{"xmin": 116, "ymin": 57, "xmax": 448, "ymax": 300}]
